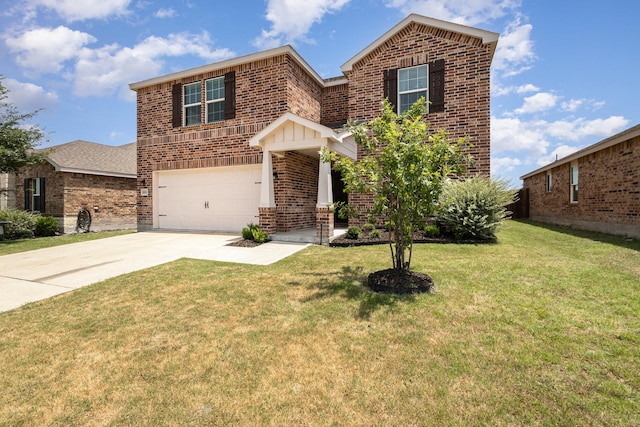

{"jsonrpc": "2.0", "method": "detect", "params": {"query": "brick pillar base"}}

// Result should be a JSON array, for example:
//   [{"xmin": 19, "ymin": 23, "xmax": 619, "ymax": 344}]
[
  {"xmin": 259, "ymin": 207, "xmax": 277, "ymax": 234},
  {"xmin": 316, "ymin": 207, "xmax": 334, "ymax": 241}
]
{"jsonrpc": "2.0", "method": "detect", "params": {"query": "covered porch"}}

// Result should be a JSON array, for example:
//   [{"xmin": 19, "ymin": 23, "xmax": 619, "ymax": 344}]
[{"xmin": 249, "ymin": 112, "xmax": 355, "ymax": 241}]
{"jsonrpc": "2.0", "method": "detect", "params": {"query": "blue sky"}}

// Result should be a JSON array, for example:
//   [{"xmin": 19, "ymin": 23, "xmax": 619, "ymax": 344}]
[{"xmin": 1, "ymin": 0, "xmax": 638, "ymax": 186}]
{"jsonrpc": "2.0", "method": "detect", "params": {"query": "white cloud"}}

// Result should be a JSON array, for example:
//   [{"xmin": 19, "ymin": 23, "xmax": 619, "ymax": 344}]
[
  {"xmin": 2, "ymin": 78, "xmax": 59, "ymax": 112},
  {"xmin": 28, "ymin": 0, "xmax": 132, "ymax": 22},
  {"xmin": 537, "ymin": 144, "xmax": 582, "ymax": 166},
  {"xmin": 491, "ymin": 82, "xmax": 538, "ymax": 96},
  {"xmin": 5, "ymin": 26, "xmax": 96, "ymax": 74},
  {"xmin": 491, "ymin": 116, "xmax": 550, "ymax": 156},
  {"xmin": 155, "ymin": 8, "xmax": 177, "ymax": 18},
  {"xmin": 73, "ymin": 32, "xmax": 235, "ymax": 98},
  {"xmin": 492, "ymin": 16, "xmax": 535, "ymax": 77},
  {"xmin": 253, "ymin": 0, "xmax": 351, "ymax": 49},
  {"xmin": 384, "ymin": 0, "xmax": 518, "ymax": 26},
  {"xmin": 491, "ymin": 156, "xmax": 523, "ymax": 175},
  {"xmin": 514, "ymin": 92, "xmax": 558, "ymax": 114}
]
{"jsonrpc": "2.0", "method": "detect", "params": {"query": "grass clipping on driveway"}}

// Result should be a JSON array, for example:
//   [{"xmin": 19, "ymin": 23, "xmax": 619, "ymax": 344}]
[{"xmin": 0, "ymin": 221, "xmax": 638, "ymax": 426}]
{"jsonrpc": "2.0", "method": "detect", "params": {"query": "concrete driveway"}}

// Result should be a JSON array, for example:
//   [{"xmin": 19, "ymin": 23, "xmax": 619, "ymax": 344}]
[{"xmin": 0, "ymin": 231, "xmax": 308, "ymax": 313}]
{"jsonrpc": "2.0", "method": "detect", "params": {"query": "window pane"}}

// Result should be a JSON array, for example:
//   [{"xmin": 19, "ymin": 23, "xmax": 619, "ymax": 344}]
[
  {"xmin": 571, "ymin": 166, "xmax": 578, "ymax": 184},
  {"xmin": 572, "ymin": 185, "xmax": 578, "ymax": 202},
  {"xmin": 184, "ymin": 82, "xmax": 201, "ymax": 105},
  {"xmin": 206, "ymin": 77, "xmax": 224, "ymax": 101},
  {"xmin": 207, "ymin": 101, "xmax": 224, "ymax": 123},
  {"xmin": 399, "ymin": 66, "xmax": 427, "ymax": 92},
  {"xmin": 185, "ymin": 105, "xmax": 201, "ymax": 126},
  {"xmin": 399, "ymin": 91, "xmax": 426, "ymax": 113}
]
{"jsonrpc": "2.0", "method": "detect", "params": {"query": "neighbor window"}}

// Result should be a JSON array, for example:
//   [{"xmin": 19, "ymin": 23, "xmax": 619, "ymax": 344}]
[
  {"xmin": 398, "ymin": 65, "xmax": 428, "ymax": 114},
  {"xmin": 206, "ymin": 77, "xmax": 225, "ymax": 123},
  {"xmin": 570, "ymin": 164, "xmax": 578, "ymax": 203},
  {"xmin": 183, "ymin": 82, "xmax": 201, "ymax": 126},
  {"xmin": 546, "ymin": 172, "xmax": 553, "ymax": 192},
  {"xmin": 24, "ymin": 177, "xmax": 44, "ymax": 212}
]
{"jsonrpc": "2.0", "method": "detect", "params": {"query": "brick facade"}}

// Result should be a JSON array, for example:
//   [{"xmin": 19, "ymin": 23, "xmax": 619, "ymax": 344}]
[
  {"xmin": 15, "ymin": 163, "xmax": 136, "ymax": 233},
  {"xmin": 131, "ymin": 15, "xmax": 497, "ymax": 235},
  {"xmin": 522, "ymin": 128, "xmax": 640, "ymax": 239}
]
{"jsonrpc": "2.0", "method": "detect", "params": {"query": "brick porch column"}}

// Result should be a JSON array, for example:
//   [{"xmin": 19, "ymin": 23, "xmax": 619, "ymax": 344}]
[
  {"xmin": 316, "ymin": 207, "xmax": 334, "ymax": 240},
  {"xmin": 316, "ymin": 156, "xmax": 334, "ymax": 240},
  {"xmin": 259, "ymin": 207, "xmax": 277, "ymax": 234}
]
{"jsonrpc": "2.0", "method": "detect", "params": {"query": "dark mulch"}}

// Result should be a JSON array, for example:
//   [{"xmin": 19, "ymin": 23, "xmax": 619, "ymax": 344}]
[
  {"xmin": 368, "ymin": 268, "xmax": 435, "ymax": 294},
  {"xmin": 330, "ymin": 230, "xmax": 495, "ymax": 247},
  {"xmin": 226, "ymin": 239, "xmax": 264, "ymax": 248}
]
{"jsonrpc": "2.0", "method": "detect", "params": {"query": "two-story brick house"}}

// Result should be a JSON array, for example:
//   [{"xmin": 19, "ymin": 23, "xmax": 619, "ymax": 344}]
[{"xmin": 130, "ymin": 14, "xmax": 498, "ymax": 239}]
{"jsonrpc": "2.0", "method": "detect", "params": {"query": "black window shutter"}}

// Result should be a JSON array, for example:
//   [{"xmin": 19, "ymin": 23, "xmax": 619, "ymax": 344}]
[
  {"xmin": 39, "ymin": 177, "xmax": 45, "ymax": 213},
  {"xmin": 429, "ymin": 59, "xmax": 445, "ymax": 113},
  {"xmin": 171, "ymin": 83, "xmax": 182, "ymax": 128},
  {"xmin": 24, "ymin": 178, "xmax": 31, "ymax": 211},
  {"xmin": 224, "ymin": 71, "xmax": 236, "ymax": 120},
  {"xmin": 383, "ymin": 69, "xmax": 398, "ymax": 113}
]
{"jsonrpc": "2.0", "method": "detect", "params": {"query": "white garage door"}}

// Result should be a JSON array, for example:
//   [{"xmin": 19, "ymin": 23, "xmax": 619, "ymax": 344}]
[{"xmin": 157, "ymin": 165, "xmax": 262, "ymax": 232}]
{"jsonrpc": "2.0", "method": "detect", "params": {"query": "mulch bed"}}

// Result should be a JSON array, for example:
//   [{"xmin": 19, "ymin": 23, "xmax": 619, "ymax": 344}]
[
  {"xmin": 226, "ymin": 239, "xmax": 264, "ymax": 248},
  {"xmin": 367, "ymin": 268, "xmax": 435, "ymax": 294}
]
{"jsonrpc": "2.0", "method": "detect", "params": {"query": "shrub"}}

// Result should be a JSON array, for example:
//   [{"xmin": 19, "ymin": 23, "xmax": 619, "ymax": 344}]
[
  {"xmin": 346, "ymin": 226, "xmax": 361, "ymax": 240},
  {"xmin": 241, "ymin": 226, "xmax": 254, "ymax": 240},
  {"xmin": 35, "ymin": 215, "xmax": 59, "ymax": 237},
  {"xmin": 362, "ymin": 223, "xmax": 375, "ymax": 233},
  {"xmin": 437, "ymin": 176, "xmax": 517, "ymax": 240},
  {"xmin": 369, "ymin": 229, "xmax": 381, "ymax": 239},
  {"xmin": 0, "ymin": 209, "xmax": 38, "ymax": 240},
  {"xmin": 242, "ymin": 222, "xmax": 269, "ymax": 244},
  {"xmin": 423, "ymin": 224, "xmax": 440, "ymax": 238}
]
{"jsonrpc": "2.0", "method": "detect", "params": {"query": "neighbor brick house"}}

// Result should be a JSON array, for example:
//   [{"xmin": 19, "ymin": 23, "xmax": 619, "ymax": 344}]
[
  {"xmin": 15, "ymin": 140, "xmax": 137, "ymax": 233},
  {"xmin": 130, "ymin": 14, "xmax": 498, "ymax": 239},
  {"xmin": 521, "ymin": 124, "xmax": 640, "ymax": 239}
]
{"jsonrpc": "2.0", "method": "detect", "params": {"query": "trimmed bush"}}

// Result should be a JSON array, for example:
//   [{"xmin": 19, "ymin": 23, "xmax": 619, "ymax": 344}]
[
  {"xmin": 423, "ymin": 224, "xmax": 440, "ymax": 238},
  {"xmin": 0, "ymin": 209, "xmax": 38, "ymax": 240},
  {"xmin": 369, "ymin": 229, "xmax": 381, "ymax": 239},
  {"xmin": 362, "ymin": 223, "xmax": 375, "ymax": 233},
  {"xmin": 346, "ymin": 226, "xmax": 361, "ymax": 240},
  {"xmin": 437, "ymin": 176, "xmax": 516, "ymax": 240},
  {"xmin": 35, "ymin": 215, "xmax": 59, "ymax": 237}
]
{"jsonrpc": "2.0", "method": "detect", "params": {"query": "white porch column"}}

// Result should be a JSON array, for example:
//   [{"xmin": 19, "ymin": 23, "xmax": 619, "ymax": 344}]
[
  {"xmin": 317, "ymin": 154, "xmax": 333, "ymax": 208},
  {"xmin": 260, "ymin": 150, "xmax": 275, "ymax": 207}
]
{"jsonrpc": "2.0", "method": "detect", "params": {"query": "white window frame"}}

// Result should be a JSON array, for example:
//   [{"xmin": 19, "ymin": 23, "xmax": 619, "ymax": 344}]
[
  {"xmin": 570, "ymin": 163, "xmax": 578, "ymax": 203},
  {"xmin": 183, "ymin": 82, "xmax": 201, "ymax": 126},
  {"xmin": 398, "ymin": 64, "xmax": 428, "ymax": 114},
  {"xmin": 546, "ymin": 172, "xmax": 553, "ymax": 192},
  {"xmin": 205, "ymin": 76, "xmax": 225, "ymax": 123}
]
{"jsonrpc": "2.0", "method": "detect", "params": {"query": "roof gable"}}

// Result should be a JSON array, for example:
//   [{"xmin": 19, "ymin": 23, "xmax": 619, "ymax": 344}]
[{"xmin": 341, "ymin": 14, "xmax": 499, "ymax": 72}]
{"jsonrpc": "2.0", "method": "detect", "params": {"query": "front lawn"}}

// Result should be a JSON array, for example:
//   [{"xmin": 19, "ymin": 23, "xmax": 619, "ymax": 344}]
[{"xmin": 0, "ymin": 221, "xmax": 638, "ymax": 426}]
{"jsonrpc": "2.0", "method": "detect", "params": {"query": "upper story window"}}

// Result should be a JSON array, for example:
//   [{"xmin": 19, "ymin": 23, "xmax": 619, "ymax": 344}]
[
  {"xmin": 570, "ymin": 163, "xmax": 579, "ymax": 203},
  {"xmin": 206, "ymin": 77, "xmax": 225, "ymax": 123},
  {"xmin": 172, "ymin": 71, "xmax": 235, "ymax": 128},
  {"xmin": 546, "ymin": 172, "xmax": 553, "ymax": 192},
  {"xmin": 183, "ymin": 82, "xmax": 201, "ymax": 126},
  {"xmin": 398, "ymin": 65, "xmax": 428, "ymax": 114},
  {"xmin": 383, "ymin": 59, "xmax": 444, "ymax": 115}
]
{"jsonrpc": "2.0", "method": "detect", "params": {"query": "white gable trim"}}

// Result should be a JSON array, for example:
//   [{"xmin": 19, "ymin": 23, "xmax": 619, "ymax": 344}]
[{"xmin": 341, "ymin": 13, "xmax": 499, "ymax": 72}]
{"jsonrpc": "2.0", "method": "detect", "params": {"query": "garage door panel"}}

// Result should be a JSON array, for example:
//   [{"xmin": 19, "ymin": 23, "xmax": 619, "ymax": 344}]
[{"xmin": 157, "ymin": 166, "xmax": 261, "ymax": 232}]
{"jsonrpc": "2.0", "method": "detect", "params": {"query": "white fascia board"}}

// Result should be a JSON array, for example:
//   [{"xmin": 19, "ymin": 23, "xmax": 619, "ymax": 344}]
[
  {"xmin": 520, "ymin": 123, "xmax": 640, "ymax": 180},
  {"xmin": 341, "ymin": 13, "xmax": 500, "ymax": 72},
  {"xmin": 130, "ymin": 45, "xmax": 326, "ymax": 90}
]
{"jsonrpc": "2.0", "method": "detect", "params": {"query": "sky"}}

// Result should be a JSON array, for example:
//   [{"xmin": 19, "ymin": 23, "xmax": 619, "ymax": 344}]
[{"xmin": 1, "ymin": 0, "xmax": 639, "ymax": 187}]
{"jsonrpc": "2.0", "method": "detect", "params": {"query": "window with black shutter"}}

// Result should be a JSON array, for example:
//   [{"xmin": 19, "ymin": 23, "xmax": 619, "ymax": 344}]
[{"xmin": 224, "ymin": 71, "xmax": 236, "ymax": 120}]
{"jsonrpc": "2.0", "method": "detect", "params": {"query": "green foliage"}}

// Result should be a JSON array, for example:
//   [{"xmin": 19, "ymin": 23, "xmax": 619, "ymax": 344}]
[
  {"xmin": 0, "ymin": 77, "xmax": 48, "ymax": 173},
  {"xmin": 34, "ymin": 215, "xmax": 59, "ymax": 237},
  {"xmin": 362, "ymin": 223, "xmax": 375, "ymax": 233},
  {"xmin": 346, "ymin": 226, "xmax": 361, "ymax": 240},
  {"xmin": 0, "ymin": 208, "xmax": 37, "ymax": 239},
  {"xmin": 437, "ymin": 176, "xmax": 517, "ymax": 240},
  {"xmin": 369, "ymin": 229, "xmax": 381, "ymax": 239},
  {"xmin": 423, "ymin": 224, "xmax": 440, "ymax": 238},
  {"xmin": 242, "ymin": 222, "xmax": 268, "ymax": 244},
  {"xmin": 322, "ymin": 98, "xmax": 470, "ymax": 270}
]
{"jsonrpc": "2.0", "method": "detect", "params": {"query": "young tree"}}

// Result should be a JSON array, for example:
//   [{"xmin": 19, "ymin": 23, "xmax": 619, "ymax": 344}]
[
  {"xmin": 0, "ymin": 78, "xmax": 48, "ymax": 174},
  {"xmin": 323, "ymin": 98, "xmax": 470, "ymax": 272}
]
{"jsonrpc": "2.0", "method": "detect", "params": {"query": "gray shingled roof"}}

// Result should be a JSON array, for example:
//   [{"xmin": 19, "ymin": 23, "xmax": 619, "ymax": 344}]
[{"xmin": 41, "ymin": 140, "xmax": 136, "ymax": 178}]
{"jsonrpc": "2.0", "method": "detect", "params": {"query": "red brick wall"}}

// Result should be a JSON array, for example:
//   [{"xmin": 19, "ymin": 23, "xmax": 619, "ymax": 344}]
[
  {"xmin": 321, "ymin": 82, "xmax": 349, "ymax": 127},
  {"xmin": 16, "ymin": 163, "xmax": 136, "ymax": 233},
  {"xmin": 345, "ymin": 22, "xmax": 492, "ymax": 175},
  {"xmin": 523, "ymin": 135, "xmax": 640, "ymax": 238}
]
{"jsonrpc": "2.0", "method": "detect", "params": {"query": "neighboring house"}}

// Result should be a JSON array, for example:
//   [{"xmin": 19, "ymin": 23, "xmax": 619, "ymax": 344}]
[
  {"xmin": 0, "ymin": 173, "xmax": 16, "ymax": 209},
  {"xmin": 521, "ymin": 124, "xmax": 640, "ymax": 239},
  {"xmin": 130, "ymin": 14, "xmax": 498, "ymax": 239},
  {"xmin": 15, "ymin": 140, "xmax": 137, "ymax": 233}
]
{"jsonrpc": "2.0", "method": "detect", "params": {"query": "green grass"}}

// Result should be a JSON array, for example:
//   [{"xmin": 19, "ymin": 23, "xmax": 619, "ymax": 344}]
[
  {"xmin": 0, "ymin": 230, "xmax": 134, "ymax": 255},
  {"xmin": 0, "ymin": 221, "xmax": 638, "ymax": 426}
]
